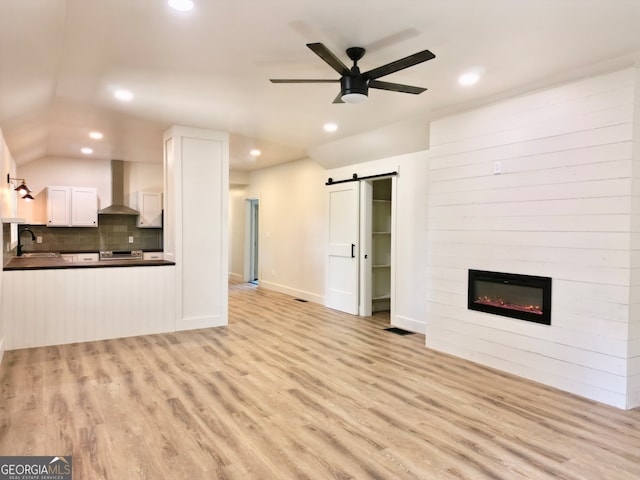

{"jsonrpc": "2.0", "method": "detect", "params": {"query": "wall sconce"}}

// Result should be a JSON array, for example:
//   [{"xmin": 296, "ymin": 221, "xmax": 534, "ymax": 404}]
[{"xmin": 7, "ymin": 174, "xmax": 34, "ymax": 201}]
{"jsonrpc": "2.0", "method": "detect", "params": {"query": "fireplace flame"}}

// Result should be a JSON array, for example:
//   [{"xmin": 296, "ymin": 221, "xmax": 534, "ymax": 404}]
[{"xmin": 476, "ymin": 296, "xmax": 542, "ymax": 315}]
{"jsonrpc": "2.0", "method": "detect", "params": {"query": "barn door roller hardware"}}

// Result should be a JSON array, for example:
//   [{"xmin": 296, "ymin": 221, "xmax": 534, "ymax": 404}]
[{"xmin": 325, "ymin": 171, "xmax": 397, "ymax": 186}]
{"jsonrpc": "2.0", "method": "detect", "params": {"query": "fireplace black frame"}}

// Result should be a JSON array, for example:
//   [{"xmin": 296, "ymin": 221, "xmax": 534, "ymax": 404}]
[{"xmin": 468, "ymin": 270, "xmax": 552, "ymax": 325}]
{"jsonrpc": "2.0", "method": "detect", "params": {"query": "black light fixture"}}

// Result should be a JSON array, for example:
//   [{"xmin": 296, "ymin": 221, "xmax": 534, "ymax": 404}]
[
  {"xmin": 340, "ymin": 74, "xmax": 369, "ymax": 104},
  {"xmin": 7, "ymin": 173, "xmax": 33, "ymax": 200}
]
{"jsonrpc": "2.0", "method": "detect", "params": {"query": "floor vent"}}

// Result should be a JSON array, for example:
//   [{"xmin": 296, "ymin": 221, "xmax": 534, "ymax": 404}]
[
  {"xmin": 294, "ymin": 298, "xmax": 308, "ymax": 303},
  {"xmin": 384, "ymin": 327, "xmax": 414, "ymax": 336}
]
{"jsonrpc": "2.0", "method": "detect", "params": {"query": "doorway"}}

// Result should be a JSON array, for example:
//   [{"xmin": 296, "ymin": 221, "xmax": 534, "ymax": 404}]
[
  {"xmin": 360, "ymin": 177, "xmax": 393, "ymax": 316},
  {"xmin": 370, "ymin": 178, "xmax": 392, "ymax": 314},
  {"xmin": 245, "ymin": 198, "xmax": 259, "ymax": 284},
  {"xmin": 325, "ymin": 173, "xmax": 396, "ymax": 319}
]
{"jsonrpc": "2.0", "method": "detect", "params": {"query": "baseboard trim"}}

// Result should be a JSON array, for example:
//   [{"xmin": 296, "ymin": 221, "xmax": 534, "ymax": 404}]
[
  {"xmin": 0, "ymin": 336, "xmax": 5, "ymax": 365},
  {"xmin": 175, "ymin": 314, "xmax": 228, "ymax": 332},
  {"xmin": 392, "ymin": 315, "xmax": 425, "ymax": 335},
  {"xmin": 258, "ymin": 280, "xmax": 324, "ymax": 305}
]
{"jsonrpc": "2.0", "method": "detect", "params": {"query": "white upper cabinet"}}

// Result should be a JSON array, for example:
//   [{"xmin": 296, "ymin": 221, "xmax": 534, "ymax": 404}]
[
  {"xmin": 46, "ymin": 186, "xmax": 70, "ymax": 226},
  {"xmin": 71, "ymin": 187, "xmax": 99, "ymax": 226},
  {"xmin": 137, "ymin": 192, "xmax": 162, "ymax": 228},
  {"xmin": 47, "ymin": 186, "xmax": 98, "ymax": 227}
]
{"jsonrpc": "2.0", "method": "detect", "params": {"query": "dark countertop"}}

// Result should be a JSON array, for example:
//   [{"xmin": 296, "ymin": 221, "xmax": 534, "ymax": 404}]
[{"xmin": 4, "ymin": 256, "xmax": 175, "ymax": 271}]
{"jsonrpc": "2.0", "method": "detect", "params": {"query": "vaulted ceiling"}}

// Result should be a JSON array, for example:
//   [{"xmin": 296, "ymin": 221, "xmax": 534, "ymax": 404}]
[{"xmin": 1, "ymin": 0, "xmax": 639, "ymax": 171}]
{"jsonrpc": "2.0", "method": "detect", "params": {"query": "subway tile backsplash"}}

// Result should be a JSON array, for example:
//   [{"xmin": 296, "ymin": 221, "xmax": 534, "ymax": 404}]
[
  {"xmin": 3, "ymin": 223, "xmax": 11, "ymax": 266},
  {"xmin": 17, "ymin": 215, "xmax": 162, "ymax": 253}
]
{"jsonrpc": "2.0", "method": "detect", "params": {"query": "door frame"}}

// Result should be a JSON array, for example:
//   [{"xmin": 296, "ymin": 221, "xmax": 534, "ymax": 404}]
[
  {"xmin": 359, "ymin": 175, "xmax": 397, "ymax": 318},
  {"xmin": 359, "ymin": 181, "xmax": 373, "ymax": 316},
  {"xmin": 243, "ymin": 197, "xmax": 260, "ymax": 283}
]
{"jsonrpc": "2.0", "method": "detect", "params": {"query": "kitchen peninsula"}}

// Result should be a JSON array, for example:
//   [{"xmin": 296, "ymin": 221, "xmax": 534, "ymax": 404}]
[
  {"xmin": 4, "ymin": 213, "xmax": 171, "ymax": 270},
  {"xmin": 4, "ymin": 255, "xmax": 173, "ymax": 270},
  {"xmin": 1, "ymin": 126, "xmax": 228, "ymax": 354}
]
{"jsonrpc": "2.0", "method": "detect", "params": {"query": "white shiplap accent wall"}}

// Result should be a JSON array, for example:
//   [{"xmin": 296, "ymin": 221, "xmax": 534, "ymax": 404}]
[
  {"xmin": 426, "ymin": 68, "xmax": 636, "ymax": 409},
  {"xmin": 2, "ymin": 265, "xmax": 176, "ymax": 350},
  {"xmin": 629, "ymin": 66, "xmax": 640, "ymax": 408}
]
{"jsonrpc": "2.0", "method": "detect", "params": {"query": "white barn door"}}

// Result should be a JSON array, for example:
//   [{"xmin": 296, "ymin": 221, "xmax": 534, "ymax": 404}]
[{"xmin": 326, "ymin": 182, "xmax": 360, "ymax": 314}]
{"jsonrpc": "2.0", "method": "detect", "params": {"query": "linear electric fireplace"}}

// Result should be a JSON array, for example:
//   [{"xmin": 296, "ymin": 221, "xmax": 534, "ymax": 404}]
[{"xmin": 468, "ymin": 270, "xmax": 552, "ymax": 325}]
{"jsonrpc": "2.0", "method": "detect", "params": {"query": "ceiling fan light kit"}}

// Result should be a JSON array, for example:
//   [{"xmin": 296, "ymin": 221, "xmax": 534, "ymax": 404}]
[
  {"xmin": 340, "ymin": 74, "xmax": 369, "ymax": 103},
  {"xmin": 270, "ymin": 42, "xmax": 435, "ymax": 104}
]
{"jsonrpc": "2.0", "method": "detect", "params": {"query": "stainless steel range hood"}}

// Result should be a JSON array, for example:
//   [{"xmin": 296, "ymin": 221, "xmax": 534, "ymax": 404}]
[{"xmin": 98, "ymin": 160, "xmax": 140, "ymax": 215}]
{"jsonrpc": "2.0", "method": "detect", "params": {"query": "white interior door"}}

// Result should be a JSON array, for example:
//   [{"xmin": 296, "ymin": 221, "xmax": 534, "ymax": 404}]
[{"xmin": 326, "ymin": 182, "xmax": 360, "ymax": 314}]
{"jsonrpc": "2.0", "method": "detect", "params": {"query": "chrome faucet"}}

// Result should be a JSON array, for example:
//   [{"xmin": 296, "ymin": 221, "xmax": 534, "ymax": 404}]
[{"xmin": 17, "ymin": 228, "xmax": 36, "ymax": 256}]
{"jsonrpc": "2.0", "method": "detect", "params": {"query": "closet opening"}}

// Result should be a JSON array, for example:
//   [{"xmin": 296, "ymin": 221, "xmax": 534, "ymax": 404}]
[{"xmin": 360, "ymin": 176, "xmax": 394, "ymax": 317}]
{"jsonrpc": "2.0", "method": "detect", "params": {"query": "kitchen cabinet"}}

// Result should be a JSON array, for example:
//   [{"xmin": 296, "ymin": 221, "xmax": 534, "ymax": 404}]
[
  {"xmin": 137, "ymin": 192, "xmax": 162, "ymax": 228},
  {"xmin": 47, "ymin": 186, "xmax": 98, "ymax": 227},
  {"xmin": 62, "ymin": 252, "xmax": 99, "ymax": 263},
  {"xmin": 46, "ymin": 186, "xmax": 70, "ymax": 226}
]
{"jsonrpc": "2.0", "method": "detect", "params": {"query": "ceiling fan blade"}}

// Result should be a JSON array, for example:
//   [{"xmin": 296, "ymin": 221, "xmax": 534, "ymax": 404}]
[
  {"xmin": 364, "ymin": 49, "xmax": 435, "ymax": 80},
  {"xmin": 306, "ymin": 42, "xmax": 351, "ymax": 76},
  {"xmin": 270, "ymin": 79, "xmax": 339, "ymax": 83},
  {"xmin": 369, "ymin": 80, "xmax": 427, "ymax": 94},
  {"xmin": 332, "ymin": 92, "xmax": 345, "ymax": 104}
]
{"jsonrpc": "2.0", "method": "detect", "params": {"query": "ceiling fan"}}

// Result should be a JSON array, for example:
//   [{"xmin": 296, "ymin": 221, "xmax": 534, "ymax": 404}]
[{"xmin": 270, "ymin": 42, "xmax": 435, "ymax": 104}]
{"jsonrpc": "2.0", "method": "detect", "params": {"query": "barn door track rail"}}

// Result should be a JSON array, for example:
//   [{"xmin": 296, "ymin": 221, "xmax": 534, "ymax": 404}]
[{"xmin": 325, "ymin": 171, "xmax": 397, "ymax": 186}]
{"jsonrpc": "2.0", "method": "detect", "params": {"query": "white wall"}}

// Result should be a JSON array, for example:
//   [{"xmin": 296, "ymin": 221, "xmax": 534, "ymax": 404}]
[
  {"xmin": 246, "ymin": 158, "xmax": 327, "ymax": 303},
  {"xmin": 309, "ymin": 116, "xmax": 430, "ymax": 169},
  {"xmin": 125, "ymin": 161, "xmax": 164, "ymax": 208},
  {"xmin": 629, "ymin": 66, "xmax": 640, "ymax": 408},
  {"xmin": 1, "ymin": 129, "xmax": 18, "ymax": 220},
  {"xmin": 228, "ymin": 185, "xmax": 247, "ymax": 280},
  {"xmin": 426, "ymin": 67, "xmax": 637, "ymax": 409}
]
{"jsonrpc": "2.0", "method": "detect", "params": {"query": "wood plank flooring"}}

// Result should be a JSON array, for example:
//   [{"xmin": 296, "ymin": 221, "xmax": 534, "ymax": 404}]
[{"xmin": 1, "ymin": 280, "xmax": 640, "ymax": 479}]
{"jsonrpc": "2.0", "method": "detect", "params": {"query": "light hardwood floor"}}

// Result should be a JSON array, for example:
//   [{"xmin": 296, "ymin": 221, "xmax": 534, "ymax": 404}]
[{"xmin": 1, "ymin": 280, "xmax": 640, "ymax": 479}]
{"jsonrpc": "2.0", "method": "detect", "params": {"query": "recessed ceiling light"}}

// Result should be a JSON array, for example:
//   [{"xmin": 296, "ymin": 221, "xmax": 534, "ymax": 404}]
[
  {"xmin": 324, "ymin": 123, "xmax": 338, "ymax": 132},
  {"xmin": 458, "ymin": 71, "xmax": 481, "ymax": 87},
  {"xmin": 114, "ymin": 89, "xmax": 133, "ymax": 101},
  {"xmin": 250, "ymin": 149, "xmax": 261, "ymax": 157},
  {"xmin": 89, "ymin": 131, "xmax": 103, "ymax": 140},
  {"xmin": 168, "ymin": 0, "xmax": 194, "ymax": 11},
  {"xmin": 81, "ymin": 147, "xmax": 93, "ymax": 154}
]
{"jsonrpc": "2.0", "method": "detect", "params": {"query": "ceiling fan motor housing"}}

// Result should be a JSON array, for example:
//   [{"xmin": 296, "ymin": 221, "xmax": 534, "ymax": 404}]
[{"xmin": 341, "ymin": 74, "xmax": 369, "ymax": 97}]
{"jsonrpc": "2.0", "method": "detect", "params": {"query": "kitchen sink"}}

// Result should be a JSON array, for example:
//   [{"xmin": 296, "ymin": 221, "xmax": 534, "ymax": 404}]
[{"xmin": 19, "ymin": 252, "xmax": 60, "ymax": 258}]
